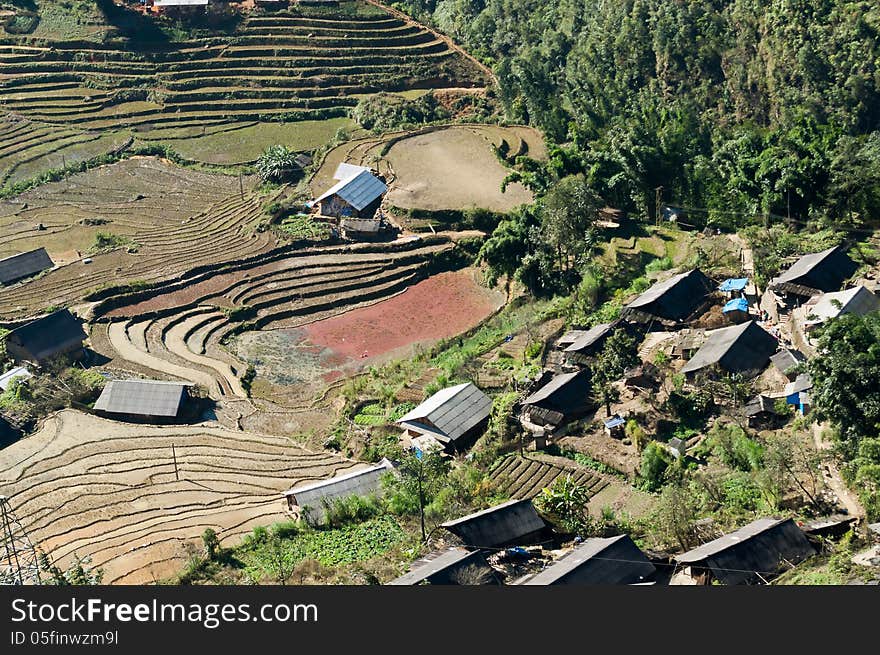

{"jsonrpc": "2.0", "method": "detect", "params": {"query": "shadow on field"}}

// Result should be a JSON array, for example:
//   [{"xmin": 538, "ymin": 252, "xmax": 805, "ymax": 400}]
[{"xmin": 95, "ymin": 0, "xmax": 171, "ymax": 48}]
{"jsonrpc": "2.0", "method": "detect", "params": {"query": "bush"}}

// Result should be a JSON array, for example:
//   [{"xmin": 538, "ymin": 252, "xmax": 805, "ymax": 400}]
[
  {"xmin": 256, "ymin": 145, "xmax": 299, "ymax": 183},
  {"xmin": 639, "ymin": 442, "xmax": 671, "ymax": 492}
]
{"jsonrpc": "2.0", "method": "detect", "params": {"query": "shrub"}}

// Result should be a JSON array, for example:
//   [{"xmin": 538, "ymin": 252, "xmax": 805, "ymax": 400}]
[
  {"xmin": 639, "ymin": 442, "xmax": 671, "ymax": 492},
  {"xmin": 256, "ymin": 145, "xmax": 299, "ymax": 183}
]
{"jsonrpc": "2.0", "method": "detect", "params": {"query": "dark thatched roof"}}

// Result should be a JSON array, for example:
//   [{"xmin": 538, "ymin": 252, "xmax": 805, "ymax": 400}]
[
  {"xmin": 387, "ymin": 547, "xmax": 499, "ymax": 585},
  {"xmin": 681, "ymin": 321, "xmax": 777, "ymax": 377},
  {"xmin": 770, "ymin": 246, "xmax": 857, "ymax": 295},
  {"xmin": 622, "ymin": 269, "xmax": 713, "ymax": 323},
  {"xmin": 440, "ymin": 499, "xmax": 546, "ymax": 549},
  {"xmin": 520, "ymin": 535, "xmax": 656, "ymax": 585}
]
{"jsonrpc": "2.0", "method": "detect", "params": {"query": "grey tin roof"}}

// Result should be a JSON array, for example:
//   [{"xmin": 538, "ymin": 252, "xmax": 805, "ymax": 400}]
[
  {"xmin": 315, "ymin": 169, "xmax": 387, "ymax": 211},
  {"xmin": 564, "ymin": 322, "xmax": 615, "ymax": 353},
  {"xmin": 387, "ymin": 547, "xmax": 495, "ymax": 585},
  {"xmin": 681, "ymin": 321, "xmax": 777, "ymax": 376},
  {"xmin": 284, "ymin": 459, "xmax": 394, "ymax": 522},
  {"xmin": 676, "ymin": 517, "xmax": 803, "ymax": 563},
  {"xmin": 0, "ymin": 366, "xmax": 32, "ymax": 391},
  {"xmin": 440, "ymin": 498, "xmax": 546, "ymax": 548},
  {"xmin": 0, "ymin": 248, "xmax": 53, "ymax": 285},
  {"xmin": 8, "ymin": 309, "xmax": 86, "ymax": 362},
  {"xmin": 94, "ymin": 379, "xmax": 188, "ymax": 417},
  {"xmin": 770, "ymin": 348, "xmax": 806, "ymax": 374},
  {"xmin": 520, "ymin": 535, "xmax": 655, "ymax": 585},
  {"xmin": 522, "ymin": 370, "xmax": 585, "ymax": 406},
  {"xmin": 397, "ymin": 382, "xmax": 492, "ymax": 444}
]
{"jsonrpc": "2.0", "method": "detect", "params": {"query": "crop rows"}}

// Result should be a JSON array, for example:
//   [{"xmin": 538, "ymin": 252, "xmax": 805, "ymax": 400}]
[
  {"xmin": 0, "ymin": 410, "xmax": 364, "ymax": 583},
  {"xmin": 489, "ymin": 455, "xmax": 611, "ymax": 500},
  {"xmin": 0, "ymin": 11, "xmax": 485, "ymax": 132}
]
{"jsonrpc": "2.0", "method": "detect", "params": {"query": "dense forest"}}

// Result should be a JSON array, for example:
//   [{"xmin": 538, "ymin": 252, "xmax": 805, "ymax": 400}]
[{"xmin": 396, "ymin": 0, "xmax": 880, "ymax": 227}]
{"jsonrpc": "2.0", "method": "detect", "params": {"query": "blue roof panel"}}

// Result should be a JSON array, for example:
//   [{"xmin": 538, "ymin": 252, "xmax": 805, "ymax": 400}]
[
  {"xmin": 722, "ymin": 297, "xmax": 749, "ymax": 313},
  {"xmin": 719, "ymin": 278, "xmax": 749, "ymax": 292}
]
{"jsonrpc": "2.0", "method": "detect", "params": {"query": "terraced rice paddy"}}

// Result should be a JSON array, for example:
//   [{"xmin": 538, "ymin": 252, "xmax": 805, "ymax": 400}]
[
  {"xmin": 0, "ymin": 409, "xmax": 365, "ymax": 584},
  {"xmin": 489, "ymin": 455, "xmax": 611, "ymax": 500},
  {"xmin": 88, "ymin": 236, "xmax": 457, "ymax": 401},
  {"xmin": 0, "ymin": 157, "xmax": 273, "ymax": 321},
  {"xmin": 0, "ymin": 11, "xmax": 487, "ymax": 142}
]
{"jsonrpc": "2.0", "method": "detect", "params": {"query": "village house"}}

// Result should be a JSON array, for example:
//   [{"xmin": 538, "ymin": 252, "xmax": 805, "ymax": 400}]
[
  {"xmin": 520, "ymin": 369, "xmax": 591, "ymax": 437},
  {"xmin": 283, "ymin": 458, "xmax": 395, "ymax": 525},
  {"xmin": 339, "ymin": 218, "xmax": 384, "ymax": 241},
  {"xmin": 674, "ymin": 517, "xmax": 815, "ymax": 585},
  {"xmin": 667, "ymin": 436, "xmax": 687, "ymax": 460},
  {"xmin": 312, "ymin": 166, "xmax": 387, "ymax": 220},
  {"xmin": 388, "ymin": 547, "xmax": 500, "ymax": 585},
  {"xmin": 148, "ymin": 0, "xmax": 209, "ymax": 15},
  {"xmin": 0, "ymin": 247, "xmax": 54, "ymax": 286},
  {"xmin": 769, "ymin": 348, "xmax": 807, "ymax": 381},
  {"xmin": 93, "ymin": 379, "xmax": 192, "ymax": 424},
  {"xmin": 680, "ymin": 321, "xmax": 778, "ymax": 379},
  {"xmin": 562, "ymin": 321, "xmax": 621, "ymax": 366},
  {"xmin": 721, "ymin": 296, "xmax": 750, "ymax": 323},
  {"xmin": 518, "ymin": 535, "xmax": 656, "ymax": 585},
  {"xmin": 769, "ymin": 245, "xmax": 857, "ymax": 300},
  {"xmin": 794, "ymin": 285, "xmax": 880, "ymax": 338},
  {"xmin": 440, "ymin": 498, "xmax": 548, "ymax": 549},
  {"xmin": 4, "ymin": 309, "xmax": 87, "ymax": 366},
  {"xmin": 623, "ymin": 362, "xmax": 659, "ymax": 390},
  {"xmin": 621, "ymin": 269, "xmax": 714, "ymax": 326},
  {"xmin": 395, "ymin": 382, "xmax": 492, "ymax": 455},
  {"xmin": 603, "ymin": 414, "xmax": 625, "ymax": 438},
  {"xmin": 718, "ymin": 277, "xmax": 749, "ymax": 299},
  {"xmin": 743, "ymin": 394, "xmax": 782, "ymax": 429}
]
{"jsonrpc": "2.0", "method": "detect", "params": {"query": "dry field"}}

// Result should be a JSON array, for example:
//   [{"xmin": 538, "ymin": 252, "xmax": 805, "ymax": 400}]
[
  {"xmin": 0, "ymin": 157, "xmax": 273, "ymax": 321},
  {"xmin": 0, "ymin": 409, "xmax": 363, "ymax": 584},
  {"xmin": 310, "ymin": 124, "xmax": 544, "ymax": 215}
]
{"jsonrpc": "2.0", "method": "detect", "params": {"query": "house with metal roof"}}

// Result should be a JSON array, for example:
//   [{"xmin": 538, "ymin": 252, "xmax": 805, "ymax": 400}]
[
  {"xmin": 396, "ymin": 382, "xmax": 492, "ymax": 454},
  {"xmin": 519, "ymin": 535, "xmax": 655, "ymax": 585},
  {"xmin": 769, "ymin": 245, "xmax": 857, "ymax": 298},
  {"xmin": 680, "ymin": 321, "xmax": 778, "ymax": 378},
  {"xmin": 440, "ymin": 499, "xmax": 548, "ymax": 549},
  {"xmin": 798, "ymin": 285, "xmax": 880, "ymax": 332},
  {"xmin": 340, "ymin": 218, "xmax": 383, "ymax": 241},
  {"xmin": 333, "ymin": 162, "xmax": 371, "ymax": 181},
  {"xmin": 563, "ymin": 321, "xmax": 620, "ymax": 365},
  {"xmin": 313, "ymin": 169, "xmax": 387, "ymax": 219},
  {"xmin": 674, "ymin": 517, "xmax": 815, "ymax": 585},
  {"xmin": 388, "ymin": 547, "xmax": 500, "ymax": 585},
  {"xmin": 722, "ymin": 297, "xmax": 750, "ymax": 323},
  {"xmin": 94, "ymin": 379, "xmax": 190, "ymax": 423},
  {"xmin": 0, "ymin": 366, "xmax": 32, "ymax": 392},
  {"xmin": 743, "ymin": 394, "xmax": 781, "ymax": 428},
  {"xmin": 621, "ymin": 269, "xmax": 714, "ymax": 326},
  {"xmin": 0, "ymin": 248, "xmax": 54, "ymax": 286},
  {"xmin": 5, "ymin": 309, "xmax": 87, "ymax": 366},
  {"xmin": 520, "ymin": 369, "xmax": 591, "ymax": 434},
  {"xmin": 770, "ymin": 348, "xmax": 806, "ymax": 380},
  {"xmin": 784, "ymin": 373, "xmax": 813, "ymax": 415},
  {"xmin": 283, "ymin": 458, "xmax": 395, "ymax": 525}
]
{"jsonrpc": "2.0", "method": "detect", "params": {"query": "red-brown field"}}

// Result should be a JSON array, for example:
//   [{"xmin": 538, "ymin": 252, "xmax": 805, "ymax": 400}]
[
  {"xmin": 305, "ymin": 269, "xmax": 504, "ymax": 358},
  {"xmin": 232, "ymin": 269, "xmax": 504, "ymax": 389}
]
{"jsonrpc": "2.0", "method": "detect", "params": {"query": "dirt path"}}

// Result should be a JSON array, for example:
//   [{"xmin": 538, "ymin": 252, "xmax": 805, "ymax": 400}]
[{"xmin": 813, "ymin": 421, "xmax": 865, "ymax": 518}]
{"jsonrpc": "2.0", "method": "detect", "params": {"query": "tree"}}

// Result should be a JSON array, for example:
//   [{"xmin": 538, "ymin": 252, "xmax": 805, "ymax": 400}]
[
  {"xmin": 202, "ymin": 528, "xmax": 220, "ymax": 561},
  {"xmin": 262, "ymin": 533, "xmax": 295, "ymax": 586},
  {"xmin": 650, "ymin": 479, "xmax": 700, "ymax": 551},
  {"xmin": 256, "ymin": 145, "xmax": 299, "ymax": 183},
  {"xmin": 590, "ymin": 328, "xmax": 639, "ymax": 416},
  {"xmin": 639, "ymin": 442, "xmax": 671, "ymax": 492},
  {"xmin": 382, "ymin": 448, "xmax": 449, "ymax": 542},
  {"xmin": 540, "ymin": 174, "xmax": 602, "ymax": 271},
  {"xmin": 808, "ymin": 311, "xmax": 880, "ymax": 450},
  {"xmin": 534, "ymin": 474, "xmax": 593, "ymax": 536},
  {"xmin": 38, "ymin": 552, "xmax": 103, "ymax": 585}
]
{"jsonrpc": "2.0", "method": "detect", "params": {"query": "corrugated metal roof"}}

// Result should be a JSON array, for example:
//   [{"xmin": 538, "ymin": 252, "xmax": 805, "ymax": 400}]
[
  {"xmin": 522, "ymin": 370, "xmax": 586, "ymax": 406},
  {"xmin": 520, "ymin": 535, "xmax": 655, "ymax": 585},
  {"xmin": 340, "ymin": 218, "xmax": 381, "ymax": 233},
  {"xmin": 676, "ymin": 517, "xmax": 789, "ymax": 563},
  {"xmin": 803, "ymin": 285, "xmax": 880, "ymax": 326},
  {"xmin": 396, "ymin": 382, "xmax": 492, "ymax": 444},
  {"xmin": 315, "ymin": 169, "xmax": 387, "ymax": 211},
  {"xmin": 333, "ymin": 162, "xmax": 370, "ymax": 181},
  {"xmin": 284, "ymin": 459, "xmax": 394, "ymax": 523},
  {"xmin": 784, "ymin": 373, "xmax": 813, "ymax": 396},
  {"xmin": 770, "ymin": 245, "xmax": 857, "ymax": 294},
  {"xmin": 770, "ymin": 348, "xmax": 806, "ymax": 374},
  {"xmin": 387, "ymin": 547, "xmax": 495, "ymax": 585},
  {"xmin": 772, "ymin": 246, "xmax": 839, "ymax": 286},
  {"xmin": 94, "ymin": 379, "xmax": 188, "ymax": 417},
  {"xmin": 557, "ymin": 330, "xmax": 589, "ymax": 346},
  {"xmin": 0, "ymin": 248, "xmax": 54, "ymax": 285},
  {"xmin": 604, "ymin": 416, "xmax": 625, "ymax": 429},
  {"xmin": 563, "ymin": 322, "xmax": 614, "ymax": 353},
  {"xmin": 680, "ymin": 321, "xmax": 777, "ymax": 376},
  {"xmin": 440, "ymin": 499, "xmax": 546, "ymax": 548},
  {"xmin": 154, "ymin": 0, "xmax": 208, "ymax": 5},
  {"xmin": 622, "ymin": 269, "xmax": 713, "ymax": 323},
  {"xmin": 7, "ymin": 309, "xmax": 87, "ymax": 362},
  {"xmin": 0, "ymin": 366, "xmax": 32, "ymax": 391}
]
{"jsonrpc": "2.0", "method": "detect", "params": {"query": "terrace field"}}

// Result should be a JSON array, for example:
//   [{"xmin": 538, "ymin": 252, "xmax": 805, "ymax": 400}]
[
  {"xmin": 0, "ymin": 409, "xmax": 365, "ymax": 584},
  {"xmin": 0, "ymin": 156, "xmax": 273, "ymax": 321},
  {"xmin": 0, "ymin": 2, "xmax": 490, "ymax": 173}
]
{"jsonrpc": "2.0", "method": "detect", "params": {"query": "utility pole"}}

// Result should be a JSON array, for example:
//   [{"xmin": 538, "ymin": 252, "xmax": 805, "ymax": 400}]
[
  {"xmin": 654, "ymin": 186, "xmax": 663, "ymax": 226},
  {"xmin": 171, "ymin": 443, "xmax": 179, "ymax": 481},
  {"xmin": 0, "ymin": 495, "xmax": 40, "ymax": 585},
  {"xmin": 238, "ymin": 172, "xmax": 244, "ymax": 199}
]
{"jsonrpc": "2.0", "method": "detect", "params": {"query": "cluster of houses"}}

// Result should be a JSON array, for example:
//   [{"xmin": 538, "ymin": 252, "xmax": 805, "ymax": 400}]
[{"xmin": 0, "ymin": 307, "xmax": 202, "ymax": 435}]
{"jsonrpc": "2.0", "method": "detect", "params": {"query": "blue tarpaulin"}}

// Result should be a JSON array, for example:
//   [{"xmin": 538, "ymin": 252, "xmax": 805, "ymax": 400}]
[
  {"xmin": 719, "ymin": 278, "xmax": 749, "ymax": 292},
  {"xmin": 722, "ymin": 297, "xmax": 749, "ymax": 313}
]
